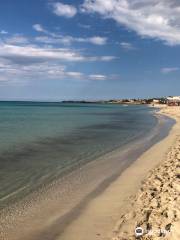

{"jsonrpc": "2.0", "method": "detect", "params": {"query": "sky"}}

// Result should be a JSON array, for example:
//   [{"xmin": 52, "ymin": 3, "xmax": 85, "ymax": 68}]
[{"xmin": 0, "ymin": 0, "xmax": 180, "ymax": 100}]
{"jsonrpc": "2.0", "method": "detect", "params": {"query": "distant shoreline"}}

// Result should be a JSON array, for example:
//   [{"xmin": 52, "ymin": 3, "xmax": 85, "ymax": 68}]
[{"xmin": 0, "ymin": 98, "xmax": 169, "ymax": 105}]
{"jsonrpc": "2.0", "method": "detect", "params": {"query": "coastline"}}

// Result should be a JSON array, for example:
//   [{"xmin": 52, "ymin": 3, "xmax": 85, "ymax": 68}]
[
  {"xmin": 110, "ymin": 105, "xmax": 180, "ymax": 240},
  {"xmin": 58, "ymin": 106, "xmax": 179, "ymax": 240},
  {"xmin": 0, "ymin": 106, "xmax": 177, "ymax": 240}
]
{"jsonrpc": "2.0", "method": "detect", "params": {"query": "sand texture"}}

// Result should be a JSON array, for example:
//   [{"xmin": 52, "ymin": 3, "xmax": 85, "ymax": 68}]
[{"xmin": 112, "ymin": 106, "xmax": 180, "ymax": 240}]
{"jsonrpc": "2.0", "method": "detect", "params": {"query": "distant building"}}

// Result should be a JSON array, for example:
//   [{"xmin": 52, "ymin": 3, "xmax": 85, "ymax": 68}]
[
  {"xmin": 153, "ymin": 99, "xmax": 160, "ymax": 104},
  {"xmin": 167, "ymin": 96, "xmax": 180, "ymax": 106}
]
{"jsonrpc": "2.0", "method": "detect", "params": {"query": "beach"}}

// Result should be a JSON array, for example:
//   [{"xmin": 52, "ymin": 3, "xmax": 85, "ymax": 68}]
[
  {"xmin": 58, "ymin": 106, "xmax": 180, "ymax": 240},
  {"xmin": 0, "ymin": 104, "xmax": 179, "ymax": 240},
  {"xmin": 0, "ymin": 103, "xmax": 164, "ymax": 240},
  {"xmin": 111, "ymin": 106, "xmax": 180, "ymax": 239}
]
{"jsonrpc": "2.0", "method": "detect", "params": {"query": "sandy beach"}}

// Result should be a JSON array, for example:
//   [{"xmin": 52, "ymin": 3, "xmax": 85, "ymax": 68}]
[
  {"xmin": 111, "ymin": 106, "xmax": 180, "ymax": 240},
  {"xmin": 58, "ymin": 106, "xmax": 180, "ymax": 240},
  {"xmin": 0, "ymin": 106, "xmax": 179, "ymax": 240}
]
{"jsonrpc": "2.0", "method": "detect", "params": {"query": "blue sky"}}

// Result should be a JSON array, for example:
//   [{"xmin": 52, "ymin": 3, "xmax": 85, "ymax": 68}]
[{"xmin": 0, "ymin": 0, "xmax": 180, "ymax": 100}]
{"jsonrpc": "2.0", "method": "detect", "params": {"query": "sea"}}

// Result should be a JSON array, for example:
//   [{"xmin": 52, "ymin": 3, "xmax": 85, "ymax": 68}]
[{"xmin": 0, "ymin": 102, "xmax": 170, "ymax": 209}]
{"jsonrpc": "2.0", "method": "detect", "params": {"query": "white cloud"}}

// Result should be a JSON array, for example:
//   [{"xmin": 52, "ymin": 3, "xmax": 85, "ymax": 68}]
[
  {"xmin": 52, "ymin": 2, "xmax": 77, "ymax": 18},
  {"xmin": 66, "ymin": 71, "xmax": 84, "ymax": 79},
  {"xmin": 0, "ymin": 58, "xmax": 116, "ymax": 85},
  {"xmin": 0, "ymin": 30, "xmax": 8, "ymax": 34},
  {"xmin": 6, "ymin": 35, "xmax": 29, "ymax": 44},
  {"xmin": 81, "ymin": 0, "xmax": 180, "ymax": 46},
  {"xmin": 0, "ymin": 43, "xmax": 115, "ymax": 64},
  {"xmin": 0, "ymin": 41, "xmax": 117, "ymax": 85},
  {"xmin": 33, "ymin": 24, "xmax": 45, "ymax": 32},
  {"xmin": 74, "ymin": 36, "xmax": 107, "ymax": 45},
  {"xmin": 88, "ymin": 36, "xmax": 107, "ymax": 45},
  {"xmin": 33, "ymin": 24, "xmax": 107, "ymax": 46},
  {"xmin": 78, "ymin": 23, "xmax": 91, "ymax": 29},
  {"xmin": 35, "ymin": 36, "xmax": 72, "ymax": 45},
  {"xmin": 0, "ymin": 60, "xmax": 77, "ymax": 83},
  {"xmin": 89, "ymin": 74, "xmax": 107, "ymax": 80},
  {"xmin": 99, "ymin": 56, "xmax": 117, "ymax": 61},
  {"xmin": 35, "ymin": 35, "xmax": 107, "ymax": 46},
  {"xmin": 120, "ymin": 42, "xmax": 135, "ymax": 50},
  {"xmin": 161, "ymin": 67, "xmax": 179, "ymax": 74},
  {"xmin": 88, "ymin": 74, "xmax": 118, "ymax": 80},
  {"xmin": 0, "ymin": 44, "xmax": 85, "ymax": 62},
  {"xmin": 0, "ymin": 29, "xmax": 116, "ymax": 85}
]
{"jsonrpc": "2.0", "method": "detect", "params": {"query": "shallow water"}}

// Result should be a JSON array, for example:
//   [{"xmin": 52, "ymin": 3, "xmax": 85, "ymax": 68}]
[{"xmin": 0, "ymin": 102, "xmax": 157, "ymax": 208}]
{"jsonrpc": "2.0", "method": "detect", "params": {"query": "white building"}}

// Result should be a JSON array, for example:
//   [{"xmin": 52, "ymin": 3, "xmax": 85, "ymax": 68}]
[
  {"xmin": 153, "ymin": 99, "xmax": 160, "ymax": 103},
  {"xmin": 167, "ymin": 96, "xmax": 180, "ymax": 106}
]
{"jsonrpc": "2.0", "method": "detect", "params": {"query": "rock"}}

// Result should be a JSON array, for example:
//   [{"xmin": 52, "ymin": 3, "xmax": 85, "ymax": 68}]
[{"xmin": 165, "ymin": 223, "xmax": 172, "ymax": 231}]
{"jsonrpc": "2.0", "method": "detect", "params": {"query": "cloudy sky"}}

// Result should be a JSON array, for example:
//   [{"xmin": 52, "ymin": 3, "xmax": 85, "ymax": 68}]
[{"xmin": 0, "ymin": 0, "xmax": 180, "ymax": 100}]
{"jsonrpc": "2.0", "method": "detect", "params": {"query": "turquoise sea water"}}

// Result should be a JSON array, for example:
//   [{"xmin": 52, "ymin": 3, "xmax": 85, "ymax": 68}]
[{"xmin": 0, "ymin": 102, "xmax": 157, "ymax": 208}]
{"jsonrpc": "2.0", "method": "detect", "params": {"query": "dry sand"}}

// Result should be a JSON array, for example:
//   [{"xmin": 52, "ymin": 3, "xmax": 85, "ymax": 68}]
[
  {"xmin": 112, "ymin": 106, "xmax": 180, "ymax": 240},
  {"xmin": 58, "ymin": 106, "xmax": 180, "ymax": 240}
]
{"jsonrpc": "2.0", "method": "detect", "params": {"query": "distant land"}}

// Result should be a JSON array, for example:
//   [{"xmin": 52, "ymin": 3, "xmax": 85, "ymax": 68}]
[
  {"xmin": 0, "ymin": 96, "xmax": 179, "ymax": 106},
  {"xmin": 62, "ymin": 97, "xmax": 177, "ymax": 105}
]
